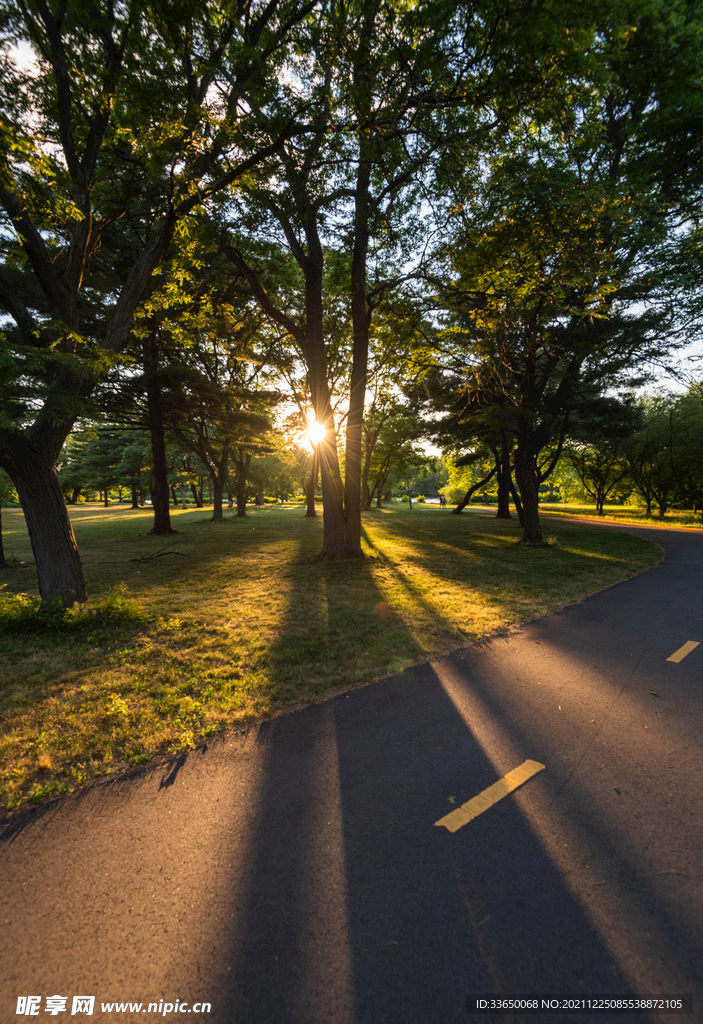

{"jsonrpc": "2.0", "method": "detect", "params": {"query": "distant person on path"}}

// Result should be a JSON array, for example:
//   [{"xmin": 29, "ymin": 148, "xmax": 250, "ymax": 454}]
[{"xmin": 439, "ymin": 494, "xmax": 447, "ymax": 508}]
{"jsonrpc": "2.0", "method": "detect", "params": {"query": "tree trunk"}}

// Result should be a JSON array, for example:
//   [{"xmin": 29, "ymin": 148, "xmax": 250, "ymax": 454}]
[
  {"xmin": 209, "ymin": 446, "xmax": 229, "ymax": 523},
  {"xmin": 509, "ymin": 476, "xmax": 525, "ymax": 527},
  {"xmin": 452, "ymin": 466, "xmax": 497, "ymax": 513},
  {"xmin": 495, "ymin": 438, "xmax": 512, "ymax": 518},
  {"xmin": 210, "ymin": 473, "xmax": 223, "ymax": 521},
  {"xmin": 131, "ymin": 486, "xmax": 139, "ymax": 509},
  {"xmin": 189, "ymin": 482, "xmax": 202, "ymax": 507},
  {"xmin": 70, "ymin": 487, "xmax": 81, "ymax": 505},
  {"xmin": 235, "ymin": 451, "xmax": 251, "ymax": 517},
  {"xmin": 302, "ymin": 227, "xmax": 358, "ymax": 559},
  {"xmin": 103, "ymin": 490, "xmax": 109, "ymax": 507},
  {"xmin": 514, "ymin": 450, "xmax": 543, "ymax": 544},
  {"xmin": 344, "ymin": 147, "xmax": 371, "ymax": 557},
  {"xmin": 143, "ymin": 335, "xmax": 175, "ymax": 535},
  {"xmin": 10, "ymin": 451, "xmax": 87, "ymax": 604},
  {"xmin": 305, "ymin": 448, "xmax": 318, "ymax": 517}
]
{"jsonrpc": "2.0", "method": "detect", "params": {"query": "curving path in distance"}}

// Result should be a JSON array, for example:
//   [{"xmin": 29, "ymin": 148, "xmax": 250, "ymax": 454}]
[{"xmin": 1, "ymin": 519, "xmax": 702, "ymax": 1024}]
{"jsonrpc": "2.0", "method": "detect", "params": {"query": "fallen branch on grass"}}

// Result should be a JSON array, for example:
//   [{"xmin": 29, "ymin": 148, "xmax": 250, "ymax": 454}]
[{"xmin": 129, "ymin": 549, "xmax": 191, "ymax": 563}]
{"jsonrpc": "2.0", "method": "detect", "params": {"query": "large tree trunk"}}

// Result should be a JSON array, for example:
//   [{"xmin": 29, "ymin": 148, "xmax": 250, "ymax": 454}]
[
  {"xmin": 514, "ymin": 448, "xmax": 543, "ymax": 544},
  {"xmin": 235, "ymin": 450, "xmax": 251, "ymax": 517},
  {"xmin": 143, "ymin": 335, "xmax": 175, "ymax": 535},
  {"xmin": 210, "ymin": 446, "xmax": 229, "ymax": 523},
  {"xmin": 6, "ymin": 441, "xmax": 87, "ymax": 604},
  {"xmin": 344, "ymin": 147, "xmax": 372, "ymax": 557},
  {"xmin": 316, "ymin": 427, "xmax": 349, "ymax": 556},
  {"xmin": 303, "ymin": 227, "xmax": 357, "ymax": 559},
  {"xmin": 305, "ymin": 448, "xmax": 318, "ymax": 517},
  {"xmin": 211, "ymin": 472, "xmax": 224, "ymax": 521}
]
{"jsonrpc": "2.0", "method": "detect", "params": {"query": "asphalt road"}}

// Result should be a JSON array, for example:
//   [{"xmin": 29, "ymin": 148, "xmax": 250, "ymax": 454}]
[{"xmin": 2, "ymin": 519, "xmax": 702, "ymax": 1024}]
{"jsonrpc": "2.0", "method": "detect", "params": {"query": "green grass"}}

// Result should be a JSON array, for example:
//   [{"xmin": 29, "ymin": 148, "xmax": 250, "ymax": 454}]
[
  {"xmin": 0, "ymin": 502, "xmax": 661, "ymax": 813},
  {"xmin": 539, "ymin": 503, "xmax": 703, "ymax": 528}
]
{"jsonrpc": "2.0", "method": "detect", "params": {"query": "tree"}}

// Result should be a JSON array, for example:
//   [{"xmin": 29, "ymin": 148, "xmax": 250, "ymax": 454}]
[
  {"xmin": 566, "ymin": 442, "xmax": 631, "ymax": 514},
  {"xmin": 158, "ymin": 303, "xmax": 280, "ymax": 522},
  {"xmin": 563, "ymin": 399, "xmax": 641, "ymax": 514},
  {"xmin": 222, "ymin": 0, "xmax": 500, "ymax": 557},
  {"xmin": 426, "ymin": 0, "xmax": 703, "ymax": 542},
  {"xmin": 0, "ymin": 0, "xmax": 314, "ymax": 604},
  {"xmin": 624, "ymin": 395, "xmax": 703, "ymax": 517},
  {"xmin": 362, "ymin": 404, "xmax": 427, "ymax": 508}
]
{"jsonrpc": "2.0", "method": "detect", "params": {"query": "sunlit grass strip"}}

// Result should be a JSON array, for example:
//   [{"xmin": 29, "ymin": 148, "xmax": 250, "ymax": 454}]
[
  {"xmin": 540, "ymin": 504, "xmax": 703, "ymax": 528},
  {"xmin": 0, "ymin": 505, "xmax": 660, "ymax": 813}
]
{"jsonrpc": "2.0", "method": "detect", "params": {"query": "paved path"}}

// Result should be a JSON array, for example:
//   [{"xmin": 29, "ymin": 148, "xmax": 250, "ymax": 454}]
[{"xmin": 2, "ymin": 521, "xmax": 702, "ymax": 1024}]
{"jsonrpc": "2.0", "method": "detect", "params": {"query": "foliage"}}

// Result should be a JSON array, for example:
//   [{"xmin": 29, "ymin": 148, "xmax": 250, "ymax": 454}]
[
  {"xmin": 2, "ymin": 0, "xmax": 703, "ymax": 600},
  {"xmin": 0, "ymin": 583, "xmax": 151, "ymax": 633},
  {"xmin": 428, "ymin": 0, "xmax": 703, "ymax": 542},
  {"xmin": 0, "ymin": 466, "xmax": 17, "ymax": 505},
  {"xmin": 624, "ymin": 392, "xmax": 703, "ymax": 516}
]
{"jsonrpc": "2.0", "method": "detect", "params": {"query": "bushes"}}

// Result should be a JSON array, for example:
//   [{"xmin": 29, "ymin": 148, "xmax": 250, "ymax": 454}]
[{"xmin": 0, "ymin": 584, "xmax": 151, "ymax": 633}]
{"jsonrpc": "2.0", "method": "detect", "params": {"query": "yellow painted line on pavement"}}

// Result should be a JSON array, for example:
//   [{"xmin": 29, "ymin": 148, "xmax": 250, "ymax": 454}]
[
  {"xmin": 434, "ymin": 759, "xmax": 545, "ymax": 833},
  {"xmin": 666, "ymin": 641, "xmax": 700, "ymax": 663}
]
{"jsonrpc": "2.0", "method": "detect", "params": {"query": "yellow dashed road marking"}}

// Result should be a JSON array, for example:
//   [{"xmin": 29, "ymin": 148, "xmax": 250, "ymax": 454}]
[
  {"xmin": 666, "ymin": 641, "xmax": 700, "ymax": 663},
  {"xmin": 434, "ymin": 759, "xmax": 545, "ymax": 833}
]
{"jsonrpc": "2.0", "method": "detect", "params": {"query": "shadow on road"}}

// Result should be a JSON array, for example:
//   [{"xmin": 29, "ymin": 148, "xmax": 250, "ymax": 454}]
[{"xmin": 213, "ymin": 666, "xmax": 658, "ymax": 1024}]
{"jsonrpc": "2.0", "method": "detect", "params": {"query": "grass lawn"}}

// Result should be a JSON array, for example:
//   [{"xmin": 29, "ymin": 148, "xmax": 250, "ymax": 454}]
[
  {"xmin": 538, "ymin": 503, "xmax": 703, "ymax": 528},
  {"xmin": 0, "ymin": 502, "xmax": 660, "ymax": 813}
]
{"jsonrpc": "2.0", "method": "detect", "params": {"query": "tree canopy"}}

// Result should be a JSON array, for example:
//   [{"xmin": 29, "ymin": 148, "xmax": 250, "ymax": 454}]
[{"xmin": 1, "ymin": 0, "xmax": 703, "ymax": 601}]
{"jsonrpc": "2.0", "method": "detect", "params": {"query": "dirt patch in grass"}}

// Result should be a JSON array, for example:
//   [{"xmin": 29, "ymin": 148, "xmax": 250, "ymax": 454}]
[{"xmin": 0, "ymin": 503, "xmax": 660, "ymax": 813}]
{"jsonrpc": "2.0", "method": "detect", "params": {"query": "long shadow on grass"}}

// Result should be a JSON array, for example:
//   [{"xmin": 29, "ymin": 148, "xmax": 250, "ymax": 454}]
[
  {"xmin": 360, "ymin": 522, "xmax": 473, "ymax": 644},
  {"xmin": 366, "ymin": 509, "xmax": 653, "ymax": 601},
  {"xmin": 263, "ymin": 527, "xmax": 427, "ymax": 705}
]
